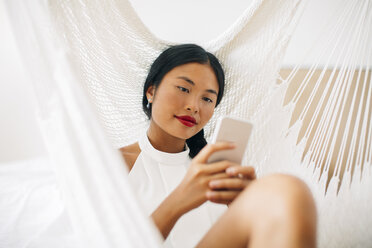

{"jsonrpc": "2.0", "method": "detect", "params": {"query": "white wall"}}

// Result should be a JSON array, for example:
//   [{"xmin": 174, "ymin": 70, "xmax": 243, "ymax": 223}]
[
  {"xmin": 0, "ymin": 0, "xmax": 358, "ymax": 162},
  {"xmin": 128, "ymin": 0, "xmax": 348, "ymax": 67},
  {"xmin": 128, "ymin": 0, "xmax": 253, "ymax": 44}
]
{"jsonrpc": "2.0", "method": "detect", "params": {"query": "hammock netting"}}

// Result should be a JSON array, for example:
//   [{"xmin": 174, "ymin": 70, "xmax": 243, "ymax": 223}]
[{"xmin": 4, "ymin": 0, "xmax": 372, "ymax": 247}]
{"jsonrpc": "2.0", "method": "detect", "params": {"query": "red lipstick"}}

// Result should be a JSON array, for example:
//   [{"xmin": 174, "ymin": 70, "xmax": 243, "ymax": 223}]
[{"xmin": 175, "ymin": 115, "xmax": 196, "ymax": 127}]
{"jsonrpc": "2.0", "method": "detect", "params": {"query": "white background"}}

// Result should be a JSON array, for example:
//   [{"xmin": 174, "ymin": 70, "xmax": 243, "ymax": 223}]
[{"xmin": 0, "ymin": 0, "xmax": 345, "ymax": 162}]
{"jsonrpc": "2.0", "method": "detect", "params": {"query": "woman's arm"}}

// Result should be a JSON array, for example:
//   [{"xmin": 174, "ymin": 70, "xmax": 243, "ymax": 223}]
[
  {"xmin": 151, "ymin": 142, "xmax": 246, "ymax": 240},
  {"xmin": 151, "ymin": 187, "xmax": 188, "ymax": 239}
]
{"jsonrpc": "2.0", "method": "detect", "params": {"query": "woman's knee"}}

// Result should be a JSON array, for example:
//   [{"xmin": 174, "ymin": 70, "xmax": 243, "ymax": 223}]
[
  {"xmin": 236, "ymin": 173, "xmax": 317, "ymax": 226},
  {"xmin": 257, "ymin": 174, "xmax": 314, "ymax": 204},
  {"xmin": 228, "ymin": 174, "xmax": 317, "ymax": 247}
]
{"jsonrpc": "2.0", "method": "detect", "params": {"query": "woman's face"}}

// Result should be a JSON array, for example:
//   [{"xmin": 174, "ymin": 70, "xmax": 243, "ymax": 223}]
[{"xmin": 146, "ymin": 62, "xmax": 219, "ymax": 140}]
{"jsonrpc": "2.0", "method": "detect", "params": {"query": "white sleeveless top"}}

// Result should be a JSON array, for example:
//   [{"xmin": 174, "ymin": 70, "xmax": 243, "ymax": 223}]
[{"xmin": 128, "ymin": 133, "xmax": 227, "ymax": 248}]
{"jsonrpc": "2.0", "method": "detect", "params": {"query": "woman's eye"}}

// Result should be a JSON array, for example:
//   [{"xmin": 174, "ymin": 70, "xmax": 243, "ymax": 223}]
[
  {"xmin": 203, "ymin": 97, "xmax": 213, "ymax": 103},
  {"xmin": 177, "ymin": 86, "xmax": 189, "ymax": 93}
]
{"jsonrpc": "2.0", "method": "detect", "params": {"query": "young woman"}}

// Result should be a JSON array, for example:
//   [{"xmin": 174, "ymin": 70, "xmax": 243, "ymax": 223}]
[{"xmin": 120, "ymin": 44, "xmax": 317, "ymax": 248}]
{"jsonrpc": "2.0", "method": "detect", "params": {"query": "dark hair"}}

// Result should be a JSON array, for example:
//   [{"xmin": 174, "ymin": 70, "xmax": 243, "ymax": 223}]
[{"xmin": 142, "ymin": 44, "xmax": 225, "ymax": 158}]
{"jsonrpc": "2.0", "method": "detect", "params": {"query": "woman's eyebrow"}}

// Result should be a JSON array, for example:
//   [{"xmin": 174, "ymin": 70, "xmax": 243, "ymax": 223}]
[
  {"xmin": 177, "ymin": 76, "xmax": 218, "ymax": 96},
  {"xmin": 206, "ymin": 89, "xmax": 218, "ymax": 96},
  {"xmin": 177, "ymin": 76, "xmax": 195, "ymax": 85}
]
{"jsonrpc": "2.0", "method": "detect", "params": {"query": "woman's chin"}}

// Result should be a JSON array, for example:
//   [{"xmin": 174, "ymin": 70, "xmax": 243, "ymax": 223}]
[
  {"xmin": 171, "ymin": 129, "xmax": 198, "ymax": 141},
  {"xmin": 182, "ymin": 131, "xmax": 200, "ymax": 140}
]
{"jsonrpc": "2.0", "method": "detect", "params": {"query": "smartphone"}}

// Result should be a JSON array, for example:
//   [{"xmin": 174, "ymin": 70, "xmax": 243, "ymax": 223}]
[{"xmin": 207, "ymin": 116, "xmax": 253, "ymax": 164}]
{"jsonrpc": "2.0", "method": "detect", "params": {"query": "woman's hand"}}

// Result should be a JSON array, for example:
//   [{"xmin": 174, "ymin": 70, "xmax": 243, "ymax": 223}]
[
  {"xmin": 152, "ymin": 142, "xmax": 237, "ymax": 239},
  {"xmin": 151, "ymin": 142, "xmax": 255, "ymax": 239},
  {"xmin": 173, "ymin": 142, "xmax": 238, "ymax": 213},
  {"xmin": 207, "ymin": 165, "xmax": 256, "ymax": 205}
]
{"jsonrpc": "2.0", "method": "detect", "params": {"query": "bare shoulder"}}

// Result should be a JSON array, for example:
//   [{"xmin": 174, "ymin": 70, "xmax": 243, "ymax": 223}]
[{"xmin": 119, "ymin": 142, "xmax": 141, "ymax": 172}]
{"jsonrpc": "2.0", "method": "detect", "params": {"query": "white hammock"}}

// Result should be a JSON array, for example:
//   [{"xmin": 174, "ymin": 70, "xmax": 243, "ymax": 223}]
[{"xmin": 4, "ymin": 0, "xmax": 372, "ymax": 247}]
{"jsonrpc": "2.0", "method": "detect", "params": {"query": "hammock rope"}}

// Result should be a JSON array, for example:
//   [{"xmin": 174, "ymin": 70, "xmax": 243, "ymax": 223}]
[
  {"xmin": 282, "ymin": 0, "xmax": 372, "ymax": 193},
  {"xmin": 5, "ymin": 0, "xmax": 372, "ymax": 247}
]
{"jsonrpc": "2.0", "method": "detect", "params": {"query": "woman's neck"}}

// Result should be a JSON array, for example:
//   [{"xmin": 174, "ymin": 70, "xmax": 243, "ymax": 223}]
[{"xmin": 147, "ymin": 122, "xmax": 186, "ymax": 153}]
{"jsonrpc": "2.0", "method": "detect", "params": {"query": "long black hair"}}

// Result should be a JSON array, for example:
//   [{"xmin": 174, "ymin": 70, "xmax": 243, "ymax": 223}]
[{"xmin": 142, "ymin": 44, "xmax": 225, "ymax": 158}]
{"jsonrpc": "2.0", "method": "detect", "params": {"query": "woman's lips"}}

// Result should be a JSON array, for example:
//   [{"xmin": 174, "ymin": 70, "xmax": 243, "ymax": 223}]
[{"xmin": 175, "ymin": 115, "xmax": 196, "ymax": 127}]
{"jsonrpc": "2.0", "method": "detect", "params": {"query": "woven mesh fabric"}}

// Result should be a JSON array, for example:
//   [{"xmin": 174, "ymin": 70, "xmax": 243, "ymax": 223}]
[
  {"xmin": 49, "ymin": 0, "xmax": 299, "ymax": 161},
  {"xmin": 47, "ymin": 2, "xmax": 372, "ymax": 246},
  {"xmin": 8, "ymin": 0, "xmax": 371, "ymax": 246}
]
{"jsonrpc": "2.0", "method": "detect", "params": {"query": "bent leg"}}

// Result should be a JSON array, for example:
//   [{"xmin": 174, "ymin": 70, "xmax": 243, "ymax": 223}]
[{"xmin": 196, "ymin": 174, "xmax": 317, "ymax": 248}]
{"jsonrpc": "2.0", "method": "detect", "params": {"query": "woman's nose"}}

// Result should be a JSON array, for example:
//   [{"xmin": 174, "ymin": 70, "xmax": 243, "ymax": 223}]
[
  {"xmin": 185, "ymin": 99, "xmax": 199, "ymax": 113},
  {"xmin": 186, "ymin": 106, "xmax": 198, "ymax": 113}
]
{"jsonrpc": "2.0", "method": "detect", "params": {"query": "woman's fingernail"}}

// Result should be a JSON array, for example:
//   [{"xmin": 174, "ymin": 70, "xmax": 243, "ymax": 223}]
[
  {"xmin": 226, "ymin": 167, "xmax": 235, "ymax": 174},
  {"xmin": 209, "ymin": 181, "xmax": 218, "ymax": 188}
]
